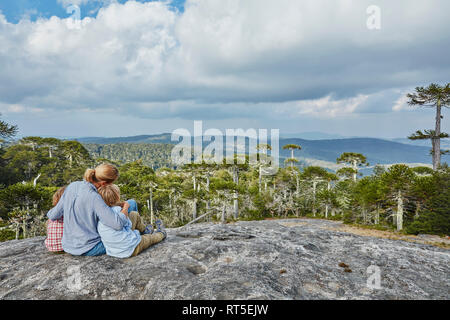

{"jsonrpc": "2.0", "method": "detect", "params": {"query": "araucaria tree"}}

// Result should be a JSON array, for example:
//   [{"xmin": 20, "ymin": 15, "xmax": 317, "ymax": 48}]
[
  {"xmin": 336, "ymin": 152, "xmax": 369, "ymax": 182},
  {"xmin": 0, "ymin": 113, "xmax": 18, "ymax": 139},
  {"xmin": 407, "ymin": 83, "xmax": 450, "ymax": 170},
  {"xmin": 283, "ymin": 144, "xmax": 302, "ymax": 168},
  {"xmin": 381, "ymin": 164, "xmax": 415, "ymax": 231}
]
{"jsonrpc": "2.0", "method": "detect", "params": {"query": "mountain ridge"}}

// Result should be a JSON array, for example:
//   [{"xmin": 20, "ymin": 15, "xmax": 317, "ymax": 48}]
[{"xmin": 76, "ymin": 134, "xmax": 446, "ymax": 166}]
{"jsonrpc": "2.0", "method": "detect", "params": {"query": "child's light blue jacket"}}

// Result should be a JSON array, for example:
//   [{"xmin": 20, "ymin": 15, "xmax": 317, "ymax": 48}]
[{"xmin": 98, "ymin": 206, "xmax": 142, "ymax": 258}]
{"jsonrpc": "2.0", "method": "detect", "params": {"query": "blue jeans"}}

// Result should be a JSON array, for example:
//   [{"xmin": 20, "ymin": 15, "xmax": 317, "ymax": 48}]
[
  {"xmin": 127, "ymin": 199, "xmax": 138, "ymax": 213},
  {"xmin": 82, "ymin": 241, "xmax": 106, "ymax": 256}
]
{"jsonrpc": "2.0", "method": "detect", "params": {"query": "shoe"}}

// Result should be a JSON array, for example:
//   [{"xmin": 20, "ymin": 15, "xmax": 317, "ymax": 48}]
[
  {"xmin": 143, "ymin": 224, "xmax": 154, "ymax": 235},
  {"xmin": 155, "ymin": 219, "xmax": 167, "ymax": 239},
  {"xmin": 155, "ymin": 218, "xmax": 163, "ymax": 230},
  {"xmin": 158, "ymin": 229, "xmax": 167, "ymax": 240}
]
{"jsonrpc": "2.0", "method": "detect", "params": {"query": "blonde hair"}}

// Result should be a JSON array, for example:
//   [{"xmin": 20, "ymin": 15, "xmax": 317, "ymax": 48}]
[
  {"xmin": 84, "ymin": 163, "xmax": 119, "ymax": 184},
  {"xmin": 97, "ymin": 184, "xmax": 121, "ymax": 207},
  {"xmin": 52, "ymin": 186, "xmax": 67, "ymax": 206}
]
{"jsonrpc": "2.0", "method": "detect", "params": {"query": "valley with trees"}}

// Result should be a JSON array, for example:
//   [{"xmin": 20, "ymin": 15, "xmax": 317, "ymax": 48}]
[{"xmin": 0, "ymin": 84, "xmax": 448, "ymax": 243}]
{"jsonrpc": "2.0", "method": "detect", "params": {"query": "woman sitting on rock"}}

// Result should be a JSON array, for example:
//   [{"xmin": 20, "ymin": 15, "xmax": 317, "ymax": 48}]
[{"xmin": 47, "ymin": 164, "xmax": 131, "ymax": 256}]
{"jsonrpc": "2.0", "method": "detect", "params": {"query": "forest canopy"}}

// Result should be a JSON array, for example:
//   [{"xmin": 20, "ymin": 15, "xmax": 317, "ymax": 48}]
[{"xmin": 0, "ymin": 132, "xmax": 448, "ymax": 242}]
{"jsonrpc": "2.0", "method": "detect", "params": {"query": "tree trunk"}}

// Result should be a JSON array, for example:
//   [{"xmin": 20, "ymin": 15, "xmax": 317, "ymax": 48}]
[
  {"xmin": 233, "ymin": 193, "xmax": 238, "ymax": 219},
  {"xmin": 312, "ymin": 181, "xmax": 317, "ymax": 217},
  {"xmin": 193, "ymin": 199, "xmax": 197, "ymax": 220},
  {"xmin": 364, "ymin": 207, "xmax": 368, "ymax": 224},
  {"xmin": 352, "ymin": 160, "xmax": 357, "ymax": 182},
  {"xmin": 233, "ymin": 167, "xmax": 239, "ymax": 219},
  {"xmin": 375, "ymin": 203, "xmax": 380, "ymax": 225},
  {"xmin": 221, "ymin": 203, "xmax": 226, "ymax": 223},
  {"xmin": 258, "ymin": 166, "xmax": 262, "ymax": 193},
  {"xmin": 291, "ymin": 149, "xmax": 294, "ymax": 168},
  {"xmin": 33, "ymin": 173, "xmax": 41, "ymax": 187},
  {"xmin": 146, "ymin": 199, "xmax": 151, "ymax": 223},
  {"xmin": 149, "ymin": 189, "xmax": 154, "ymax": 224},
  {"xmin": 193, "ymin": 175, "xmax": 197, "ymax": 220},
  {"xmin": 234, "ymin": 192, "xmax": 239, "ymax": 219},
  {"xmin": 325, "ymin": 182, "xmax": 331, "ymax": 218},
  {"xmin": 206, "ymin": 174, "xmax": 211, "ymax": 211},
  {"xmin": 22, "ymin": 218, "xmax": 27, "ymax": 239},
  {"xmin": 397, "ymin": 190, "xmax": 403, "ymax": 231},
  {"xmin": 15, "ymin": 224, "xmax": 19, "ymax": 240},
  {"xmin": 433, "ymin": 98, "xmax": 442, "ymax": 170},
  {"xmin": 414, "ymin": 202, "xmax": 421, "ymax": 219}
]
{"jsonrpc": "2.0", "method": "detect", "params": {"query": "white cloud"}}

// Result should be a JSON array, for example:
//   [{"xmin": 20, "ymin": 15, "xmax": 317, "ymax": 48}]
[
  {"xmin": 392, "ymin": 95, "xmax": 410, "ymax": 112},
  {"xmin": 0, "ymin": 0, "xmax": 449, "ymax": 125},
  {"xmin": 0, "ymin": 103, "xmax": 44, "ymax": 114},
  {"xmin": 56, "ymin": 0, "xmax": 115, "ymax": 8},
  {"xmin": 57, "ymin": 0, "xmax": 92, "ymax": 8}
]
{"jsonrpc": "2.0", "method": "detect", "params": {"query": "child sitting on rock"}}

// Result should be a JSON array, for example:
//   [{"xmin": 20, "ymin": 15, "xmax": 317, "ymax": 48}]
[
  {"xmin": 45, "ymin": 186, "xmax": 67, "ymax": 253},
  {"xmin": 97, "ymin": 184, "xmax": 166, "ymax": 258}
]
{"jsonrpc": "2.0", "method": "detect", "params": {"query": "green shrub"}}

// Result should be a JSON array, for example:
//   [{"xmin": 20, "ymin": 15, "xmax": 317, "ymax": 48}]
[
  {"xmin": 406, "ymin": 166, "xmax": 450, "ymax": 236},
  {"xmin": 241, "ymin": 209, "xmax": 266, "ymax": 221},
  {"xmin": 406, "ymin": 210, "xmax": 450, "ymax": 236},
  {"xmin": 0, "ymin": 228, "xmax": 16, "ymax": 242},
  {"xmin": 342, "ymin": 211, "xmax": 355, "ymax": 224},
  {"xmin": 327, "ymin": 214, "xmax": 342, "ymax": 221}
]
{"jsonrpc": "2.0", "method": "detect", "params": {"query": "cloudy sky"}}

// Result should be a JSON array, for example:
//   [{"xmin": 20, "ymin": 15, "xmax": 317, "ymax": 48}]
[{"xmin": 0, "ymin": 0, "xmax": 448, "ymax": 139}]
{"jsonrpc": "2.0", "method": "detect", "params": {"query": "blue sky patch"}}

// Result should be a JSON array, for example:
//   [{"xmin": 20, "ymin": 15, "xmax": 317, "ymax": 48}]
[{"xmin": 0, "ymin": 0, "xmax": 185, "ymax": 23}]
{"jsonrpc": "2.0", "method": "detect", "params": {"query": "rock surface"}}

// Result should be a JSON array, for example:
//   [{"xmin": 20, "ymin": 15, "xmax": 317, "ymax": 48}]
[{"xmin": 0, "ymin": 218, "xmax": 449, "ymax": 300}]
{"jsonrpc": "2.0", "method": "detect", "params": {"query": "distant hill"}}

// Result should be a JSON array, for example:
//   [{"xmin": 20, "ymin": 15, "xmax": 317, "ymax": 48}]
[
  {"xmin": 278, "ymin": 137, "xmax": 436, "ymax": 165},
  {"xmin": 391, "ymin": 137, "xmax": 450, "ymax": 150},
  {"xmin": 76, "ymin": 133, "xmax": 174, "ymax": 145},
  {"xmin": 76, "ymin": 134, "xmax": 449, "ymax": 169},
  {"xmin": 280, "ymin": 132, "xmax": 350, "ymax": 140}
]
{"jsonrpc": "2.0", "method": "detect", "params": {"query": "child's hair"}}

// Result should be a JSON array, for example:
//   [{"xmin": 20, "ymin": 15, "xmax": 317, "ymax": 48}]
[
  {"xmin": 84, "ymin": 163, "xmax": 119, "ymax": 184},
  {"xmin": 97, "ymin": 184, "xmax": 121, "ymax": 207},
  {"xmin": 52, "ymin": 186, "xmax": 67, "ymax": 206}
]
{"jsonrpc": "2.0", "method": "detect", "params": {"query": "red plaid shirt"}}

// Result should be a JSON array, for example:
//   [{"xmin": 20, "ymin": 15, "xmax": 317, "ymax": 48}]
[{"xmin": 45, "ymin": 218, "xmax": 64, "ymax": 252}]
